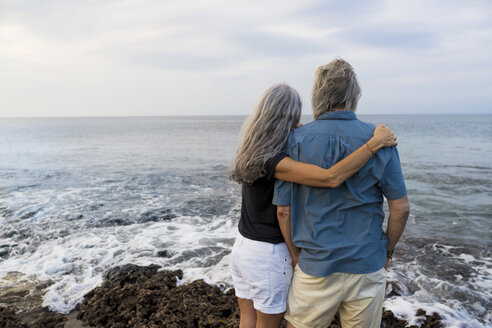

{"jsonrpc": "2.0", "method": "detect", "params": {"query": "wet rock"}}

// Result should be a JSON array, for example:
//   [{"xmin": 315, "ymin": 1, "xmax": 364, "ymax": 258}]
[
  {"xmin": 77, "ymin": 265, "xmax": 240, "ymax": 327},
  {"xmin": 0, "ymin": 207, "xmax": 13, "ymax": 218},
  {"xmin": 139, "ymin": 208, "xmax": 176, "ymax": 223},
  {"xmin": 147, "ymin": 280, "xmax": 240, "ymax": 328},
  {"xmin": 387, "ymin": 281, "xmax": 403, "ymax": 297},
  {"xmin": 0, "ymin": 306, "xmax": 27, "ymax": 328},
  {"xmin": 77, "ymin": 265, "xmax": 188, "ymax": 327},
  {"xmin": 381, "ymin": 310, "xmax": 409, "ymax": 328},
  {"xmin": 18, "ymin": 307, "xmax": 66, "ymax": 328},
  {"xmin": 1, "ymin": 264, "xmax": 450, "ymax": 328},
  {"xmin": 97, "ymin": 217, "xmax": 132, "ymax": 227},
  {"xmin": 327, "ymin": 312, "xmax": 341, "ymax": 327},
  {"xmin": 0, "ymin": 277, "xmax": 66, "ymax": 328},
  {"xmin": 2, "ymin": 230, "xmax": 17, "ymax": 238},
  {"xmin": 20, "ymin": 211, "xmax": 38, "ymax": 220},
  {"xmin": 67, "ymin": 214, "xmax": 84, "ymax": 220},
  {"xmin": 181, "ymin": 199, "xmax": 229, "ymax": 218},
  {"xmin": 157, "ymin": 250, "xmax": 171, "ymax": 258},
  {"xmin": 89, "ymin": 203, "xmax": 104, "ymax": 210},
  {"xmin": 414, "ymin": 309, "xmax": 444, "ymax": 328},
  {"xmin": 102, "ymin": 263, "xmax": 164, "ymax": 282}
]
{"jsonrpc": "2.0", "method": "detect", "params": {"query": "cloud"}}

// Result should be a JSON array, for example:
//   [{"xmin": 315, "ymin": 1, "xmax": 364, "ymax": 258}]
[
  {"xmin": 132, "ymin": 53, "xmax": 230, "ymax": 71},
  {"xmin": 0, "ymin": 0, "xmax": 491, "ymax": 116},
  {"xmin": 344, "ymin": 24, "xmax": 437, "ymax": 50},
  {"xmin": 229, "ymin": 30, "xmax": 327, "ymax": 57}
]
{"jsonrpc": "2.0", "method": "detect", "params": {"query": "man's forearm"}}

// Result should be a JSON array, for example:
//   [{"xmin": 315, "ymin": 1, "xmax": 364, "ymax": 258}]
[
  {"xmin": 386, "ymin": 196, "xmax": 410, "ymax": 252},
  {"xmin": 277, "ymin": 205, "xmax": 300, "ymax": 266},
  {"xmin": 386, "ymin": 214, "xmax": 408, "ymax": 251}
]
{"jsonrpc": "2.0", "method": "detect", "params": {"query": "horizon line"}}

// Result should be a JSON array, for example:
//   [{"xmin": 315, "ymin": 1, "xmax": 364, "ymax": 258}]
[{"xmin": 1, "ymin": 113, "xmax": 491, "ymax": 119}]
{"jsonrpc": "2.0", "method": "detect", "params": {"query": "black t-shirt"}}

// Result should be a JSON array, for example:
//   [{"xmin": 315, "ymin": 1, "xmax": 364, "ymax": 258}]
[{"xmin": 238, "ymin": 152, "xmax": 287, "ymax": 244}]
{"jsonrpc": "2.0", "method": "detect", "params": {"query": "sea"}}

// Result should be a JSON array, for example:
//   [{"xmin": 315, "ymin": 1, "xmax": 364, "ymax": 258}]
[{"xmin": 0, "ymin": 115, "xmax": 490, "ymax": 327}]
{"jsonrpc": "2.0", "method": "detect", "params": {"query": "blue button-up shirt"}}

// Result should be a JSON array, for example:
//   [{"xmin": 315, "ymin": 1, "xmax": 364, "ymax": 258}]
[{"xmin": 273, "ymin": 111, "xmax": 407, "ymax": 276}]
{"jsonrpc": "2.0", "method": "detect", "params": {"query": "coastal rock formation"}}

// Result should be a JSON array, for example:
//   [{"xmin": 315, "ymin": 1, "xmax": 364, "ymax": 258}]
[
  {"xmin": 0, "ymin": 306, "xmax": 27, "ymax": 328},
  {"xmin": 0, "ymin": 305, "xmax": 66, "ymax": 328},
  {"xmin": 138, "ymin": 208, "xmax": 176, "ymax": 223},
  {"xmin": 76, "ymin": 265, "xmax": 443, "ymax": 328},
  {"xmin": 0, "ymin": 272, "xmax": 66, "ymax": 328},
  {"xmin": 0, "ymin": 264, "xmax": 445, "ymax": 328},
  {"xmin": 76, "ymin": 264, "xmax": 239, "ymax": 327}
]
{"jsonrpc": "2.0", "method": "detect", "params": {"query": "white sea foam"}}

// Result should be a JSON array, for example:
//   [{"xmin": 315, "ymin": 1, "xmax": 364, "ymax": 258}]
[
  {"xmin": 177, "ymin": 254, "xmax": 233, "ymax": 288},
  {"xmin": 0, "ymin": 214, "xmax": 237, "ymax": 313},
  {"xmin": 384, "ymin": 296, "xmax": 485, "ymax": 328},
  {"xmin": 2, "ymin": 215, "xmax": 491, "ymax": 327},
  {"xmin": 385, "ymin": 244, "xmax": 492, "ymax": 328},
  {"xmin": 1, "ymin": 115, "xmax": 491, "ymax": 326}
]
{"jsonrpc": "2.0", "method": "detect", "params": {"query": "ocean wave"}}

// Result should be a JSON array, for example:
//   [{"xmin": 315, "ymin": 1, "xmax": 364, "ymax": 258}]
[{"xmin": 385, "ymin": 237, "xmax": 492, "ymax": 327}]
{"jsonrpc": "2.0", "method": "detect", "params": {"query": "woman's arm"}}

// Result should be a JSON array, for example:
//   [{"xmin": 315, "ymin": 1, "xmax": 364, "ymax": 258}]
[
  {"xmin": 273, "ymin": 124, "xmax": 397, "ymax": 188},
  {"xmin": 277, "ymin": 205, "xmax": 299, "ymax": 267}
]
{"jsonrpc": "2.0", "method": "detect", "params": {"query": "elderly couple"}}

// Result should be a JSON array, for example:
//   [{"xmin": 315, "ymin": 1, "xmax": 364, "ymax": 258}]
[{"xmin": 229, "ymin": 58, "xmax": 410, "ymax": 328}]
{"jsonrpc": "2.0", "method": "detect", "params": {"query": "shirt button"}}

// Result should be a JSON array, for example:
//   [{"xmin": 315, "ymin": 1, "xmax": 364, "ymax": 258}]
[
  {"xmin": 285, "ymin": 259, "xmax": 287, "ymax": 261},
  {"xmin": 283, "ymin": 272, "xmax": 285, "ymax": 275}
]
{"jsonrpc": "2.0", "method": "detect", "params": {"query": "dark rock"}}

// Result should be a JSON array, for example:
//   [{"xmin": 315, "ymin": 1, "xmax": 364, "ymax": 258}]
[
  {"xmin": 76, "ymin": 265, "xmax": 448, "ymax": 328},
  {"xmin": 139, "ymin": 208, "xmax": 177, "ymax": 223},
  {"xmin": 3, "ymin": 230, "xmax": 17, "ymax": 238},
  {"xmin": 97, "ymin": 218, "xmax": 132, "ymax": 227},
  {"xmin": 0, "ymin": 306, "xmax": 27, "ymax": 328},
  {"xmin": 380, "ymin": 308, "xmax": 444, "ymax": 328},
  {"xmin": 77, "ymin": 265, "xmax": 187, "ymax": 327},
  {"xmin": 415, "ymin": 309, "xmax": 444, "ymax": 328},
  {"xmin": 157, "ymin": 250, "xmax": 171, "ymax": 258},
  {"xmin": 1, "ymin": 264, "xmax": 450, "ymax": 328},
  {"xmin": 327, "ymin": 312, "xmax": 341, "ymax": 327},
  {"xmin": 0, "ymin": 274, "xmax": 67, "ymax": 328},
  {"xmin": 68, "ymin": 214, "xmax": 84, "ymax": 220},
  {"xmin": 0, "ymin": 207, "xmax": 13, "ymax": 218},
  {"xmin": 0, "ymin": 305, "xmax": 66, "ymax": 328},
  {"xmin": 89, "ymin": 203, "xmax": 104, "ymax": 210},
  {"xmin": 387, "ymin": 282, "xmax": 403, "ymax": 297},
  {"xmin": 19, "ymin": 307, "xmax": 66, "ymax": 328},
  {"xmin": 381, "ymin": 310, "xmax": 410, "ymax": 328},
  {"xmin": 146, "ymin": 280, "xmax": 240, "ymax": 328},
  {"xmin": 20, "ymin": 211, "xmax": 38, "ymax": 220},
  {"xmin": 102, "ymin": 263, "xmax": 164, "ymax": 282}
]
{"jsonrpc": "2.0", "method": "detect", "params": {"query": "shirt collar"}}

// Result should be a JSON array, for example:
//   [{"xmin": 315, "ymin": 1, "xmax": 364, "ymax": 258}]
[{"xmin": 317, "ymin": 111, "xmax": 357, "ymax": 120}]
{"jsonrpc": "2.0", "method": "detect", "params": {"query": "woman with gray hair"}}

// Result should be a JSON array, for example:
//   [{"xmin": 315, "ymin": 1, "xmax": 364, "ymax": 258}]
[{"xmin": 229, "ymin": 83, "xmax": 397, "ymax": 328}]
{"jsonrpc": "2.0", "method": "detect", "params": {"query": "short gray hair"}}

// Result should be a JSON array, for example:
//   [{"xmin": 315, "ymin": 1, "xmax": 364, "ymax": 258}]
[
  {"xmin": 230, "ymin": 84, "xmax": 302, "ymax": 184},
  {"xmin": 312, "ymin": 58, "xmax": 361, "ymax": 119}
]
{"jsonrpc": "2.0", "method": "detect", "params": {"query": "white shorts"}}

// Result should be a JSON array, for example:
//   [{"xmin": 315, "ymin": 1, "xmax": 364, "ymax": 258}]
[{"xmin": 230, "ymin": 233, "xmax": 293, "ymax": 314}]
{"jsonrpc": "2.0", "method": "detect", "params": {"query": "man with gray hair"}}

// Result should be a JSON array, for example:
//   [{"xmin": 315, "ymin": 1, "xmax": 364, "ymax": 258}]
[{"xmin": 273, "ymin": 58, "xmax": 410, "ymax": 328}]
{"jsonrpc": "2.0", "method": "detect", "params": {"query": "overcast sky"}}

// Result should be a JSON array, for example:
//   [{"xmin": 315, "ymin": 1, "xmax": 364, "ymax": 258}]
[{"xmin": 1, "ymin": 0, "xmax": 491, "ymax": 117}]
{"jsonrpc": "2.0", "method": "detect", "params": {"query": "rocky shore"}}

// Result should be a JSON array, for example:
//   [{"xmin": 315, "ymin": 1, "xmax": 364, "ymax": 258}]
[{"xmin": 0, "ymin": 264, "xmax": 444, "ymax": 328}]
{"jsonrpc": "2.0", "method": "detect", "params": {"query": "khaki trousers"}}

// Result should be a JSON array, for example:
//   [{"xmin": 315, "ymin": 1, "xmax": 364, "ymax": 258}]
[{"xmin": 285, "ymin": 265, "xmax": 387, "ymax": 328}]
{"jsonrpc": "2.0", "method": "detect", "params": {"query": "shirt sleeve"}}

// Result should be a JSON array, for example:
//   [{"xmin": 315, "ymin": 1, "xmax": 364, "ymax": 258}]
[
  {"xmin": 272, "ymin": 132, "xmax": 295, "ymax": 205},
  {"xmin": 264, "ymin": 151, "xmax": 287, "ymax": 181},
  {"xmin": 381, "ymin": 147, "xmax": 408, "ymax": 200},
  {"xmin": 273, "ymin": 179, "xmax": 292, "ymax": 205}
]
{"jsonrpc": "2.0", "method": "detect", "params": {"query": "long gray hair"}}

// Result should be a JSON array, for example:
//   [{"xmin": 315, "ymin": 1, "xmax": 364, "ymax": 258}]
[{"xmin": 229, "ymin": 84, "xmax": 302, "ymax": 185}]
